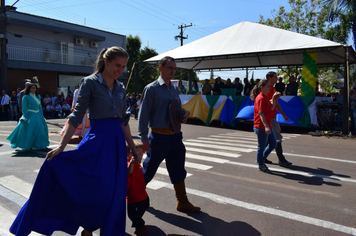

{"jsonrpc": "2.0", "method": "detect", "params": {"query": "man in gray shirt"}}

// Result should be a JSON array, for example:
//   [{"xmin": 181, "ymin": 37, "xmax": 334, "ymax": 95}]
[
  {"xmin": 18, "ymin": 81, "xmax": 31, "ymax": 113},
  {"xmin": 138, "ymin": 56, "xmax": 200, "ymax": 213}
]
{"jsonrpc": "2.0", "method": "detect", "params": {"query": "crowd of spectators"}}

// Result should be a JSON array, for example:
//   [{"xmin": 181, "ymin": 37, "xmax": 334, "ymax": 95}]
[
  {"xmin": 0, "ymin": 86, "xmax": 74, "ymax": 121},
  {"xmin": 126, "ymin": 93, "xmax": 141, "ymax": 120}
]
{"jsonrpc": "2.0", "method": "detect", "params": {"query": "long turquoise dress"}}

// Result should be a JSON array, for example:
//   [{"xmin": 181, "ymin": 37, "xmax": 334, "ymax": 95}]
[{"xmin": 7, "ymin": 93, "xmax": 49, "ymax": 150}]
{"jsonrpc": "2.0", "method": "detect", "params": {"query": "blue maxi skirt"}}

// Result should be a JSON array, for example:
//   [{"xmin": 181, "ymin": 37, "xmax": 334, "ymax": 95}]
[{"xmin": 10, "ymin": 118, "xmax": 128, "ymax": 236}]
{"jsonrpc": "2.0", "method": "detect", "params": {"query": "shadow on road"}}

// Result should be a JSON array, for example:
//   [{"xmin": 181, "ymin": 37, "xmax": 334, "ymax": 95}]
[
  {"xmin": 146, "ymin": 207, "xmax": 260, "ymax": 236},
  {"xmin": 9, "ymin": 148, "xmax": 51, "ymax": 158},
  {"xmin": 269, "ymin": 164, "xmax": 348, "ymax": 186}
]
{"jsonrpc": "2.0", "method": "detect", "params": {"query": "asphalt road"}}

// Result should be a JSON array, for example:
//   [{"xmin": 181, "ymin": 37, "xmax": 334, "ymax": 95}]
[{"xmin": 0, "ymin": 118, "xmax": 355, "ymax": 236}]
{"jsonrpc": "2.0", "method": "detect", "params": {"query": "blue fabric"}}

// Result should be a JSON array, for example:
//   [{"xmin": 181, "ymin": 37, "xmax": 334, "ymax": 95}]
[
  {"xmin": 10, "ymin": 118, "xmax": 127, "ymax": 236},
  {"xmin": 219, "ymin": 98, "xmax": 236, "ymax": 125},
  {"xmin": 143, "ymin": 132, "xmax": 186, "ymax": 185},
  {"xmin": 7, "ymin": 95, "xmax": 49, "ymax": 150},
  {"xmin": 236, "ymin": 97, "xmax": 254, "ymax": 120},
  {"xmin": 253, "ymin": 127, "xmax": 277, "ymax": 166},
  {"xmin": 276, "ymin": 96, "xmax": 305, "ymax": 126}
]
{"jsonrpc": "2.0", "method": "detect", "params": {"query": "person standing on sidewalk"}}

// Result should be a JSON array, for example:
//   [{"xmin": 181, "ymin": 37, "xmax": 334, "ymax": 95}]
[
  {"xmin": 265, "ymin": 71, "xmax": 292, "ymax": 167},
  {"xmin": 138, "ymin": 56, "xmax": 200, "ymax": 213}
]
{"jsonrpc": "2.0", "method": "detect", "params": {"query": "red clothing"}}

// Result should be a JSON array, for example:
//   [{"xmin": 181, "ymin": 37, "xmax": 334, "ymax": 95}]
[
  {"xmin": 254, "ymin": 92, "xmax": 272, "ymax": 129},
  {"xmin": 127, "ymin": 162, "xmax": 148, "ymax": 204},
  {"xmin": 266, "ymin": 83, "xmax": 277, "ymax": 118}
]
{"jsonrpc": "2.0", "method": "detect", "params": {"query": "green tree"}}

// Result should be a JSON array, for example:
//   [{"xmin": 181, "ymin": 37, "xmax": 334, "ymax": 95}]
[
  {"xmin": 259, "ymin": 0, "xmax": 348, "ymax": 89},
  {"xmin": 259, "ymin": 0, "xmax": 331, "ymax": 37},
  {"xmin": 134, "ymin": 46, "xmax": 159, "ymax": 93},
  {"xmin": 126, "ymin": 35, "xmax": 142, "ymax": 79},
  {"xmin": 125, "ymin": 35, "xmax": 161, "ymax": 94},
  {"xmin": 322, "ymin": 0, "xmax": 356, "ymax": 48},
  {"xmin": 318, "ymin": 69, "xmax": 339, "ymax": 93}
]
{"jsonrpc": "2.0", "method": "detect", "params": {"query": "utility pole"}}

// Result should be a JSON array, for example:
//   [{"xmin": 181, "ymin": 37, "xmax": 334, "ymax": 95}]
[
  {"xmin": 0, "ymin": 0, "xmax": 7, "ymax": 90},
  {"xmin": 174, "ymin": 23, "xmax": 192, "ymax": 46}
]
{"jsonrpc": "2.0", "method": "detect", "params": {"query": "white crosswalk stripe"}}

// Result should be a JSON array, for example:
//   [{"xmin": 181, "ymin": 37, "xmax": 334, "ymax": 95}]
[
  {"xmin": 184, "ymin": 141, "xmax": 254, "ymax": 152},
  {"xmin": 0, "ymin": 175, "xmax": 32, "ymax": 199},
  {"xmin": 224, "ymin": 132, "xmax": 300, "ymax": 139},
  {"xmin": 155, "ymin": 167, "xmax": 193, "ymax": 177},
  {"xmin": 185, "ymin": 147, "xmax": 240, "ymax": 158},
  {"xmin": 0, "ymin": 205, "xmax": 42, "ymax": 236},
  {"xmin": 186, "ymin": 139, "xmax": 257, "ymax": 149},
  {"xmin": 186, "ymin": 153, "xmax": 230, "ymax": 164},
  {"xmin": 197, "ymin": 137, "xmax": 257, "ymax": 145}
]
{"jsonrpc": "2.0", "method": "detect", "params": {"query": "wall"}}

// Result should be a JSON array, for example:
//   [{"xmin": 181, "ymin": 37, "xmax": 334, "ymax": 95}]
[{"xmin": 7, "ymin": 69, "xmax": 57, "ymax": 96}]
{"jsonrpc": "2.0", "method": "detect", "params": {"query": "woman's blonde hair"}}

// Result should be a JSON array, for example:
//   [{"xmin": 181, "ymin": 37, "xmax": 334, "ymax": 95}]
[{"xmin": 94, "ymin": 46, "xmax": 129, "ymax": 74}]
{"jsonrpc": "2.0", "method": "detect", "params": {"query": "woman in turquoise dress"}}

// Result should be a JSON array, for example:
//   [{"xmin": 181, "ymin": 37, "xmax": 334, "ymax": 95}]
[
  {"xmin": 7, "ymin": 83, "xmax": 49, "ymax": 150},
  {"xmin": 189, "ymin": 80, "xmax": 199, "ymax": 95},
  {"xmin": 178, "ymin": 80, "xmax": 186, "ymax": 94}
]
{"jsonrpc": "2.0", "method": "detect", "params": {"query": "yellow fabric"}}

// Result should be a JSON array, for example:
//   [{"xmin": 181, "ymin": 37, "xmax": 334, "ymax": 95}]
[{"xmin": 182, "ymin": 95, "xmax": 226, "ymax": 124}]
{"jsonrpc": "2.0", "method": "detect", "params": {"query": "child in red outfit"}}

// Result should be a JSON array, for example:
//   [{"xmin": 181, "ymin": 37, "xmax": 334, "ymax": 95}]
[{"xmin": 127, "ymin": 142, "xmax": 150, "ymax": 233}]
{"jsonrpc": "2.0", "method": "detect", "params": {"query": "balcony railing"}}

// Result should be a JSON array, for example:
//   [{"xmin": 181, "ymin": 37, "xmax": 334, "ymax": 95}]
[{"xmin": 7, "ymin": 45, "xmax": 96, "ymax": 67}]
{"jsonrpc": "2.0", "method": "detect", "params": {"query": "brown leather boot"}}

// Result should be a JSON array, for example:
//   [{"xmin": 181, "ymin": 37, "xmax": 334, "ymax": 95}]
[{"xmin": 173, "ymin": 181, "xmax": 200, "ymax": 212}]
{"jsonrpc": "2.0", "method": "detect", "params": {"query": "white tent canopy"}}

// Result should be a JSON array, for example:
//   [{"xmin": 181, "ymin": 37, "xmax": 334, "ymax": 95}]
[{"xmin": 144, "ymin": 21, "xmax": 356, "ymax": 70}]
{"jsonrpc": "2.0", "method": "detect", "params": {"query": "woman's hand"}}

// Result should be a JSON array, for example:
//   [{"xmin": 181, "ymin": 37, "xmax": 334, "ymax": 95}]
[
  {"xmin": 265, "ymin": 126, "xmax": 271, "ymax": 134},
  {"xmin": 131, "ymin": 147, "xmax": 141, "ymax": 163},
  {"xmin": 46, "ymin": 145, "xmax": 65, "ymax": 161}
]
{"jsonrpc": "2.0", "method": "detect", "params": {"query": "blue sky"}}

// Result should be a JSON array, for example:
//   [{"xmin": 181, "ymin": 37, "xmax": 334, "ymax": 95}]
[{"xmin": 7, "ymin": 0, "xmax": 293, "ymax": 79}]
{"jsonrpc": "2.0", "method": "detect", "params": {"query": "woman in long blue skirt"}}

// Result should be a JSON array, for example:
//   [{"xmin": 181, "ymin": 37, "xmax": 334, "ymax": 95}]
[{"xmin": 10, "ymin": 46, "xmax": 138, "ymax": 236}]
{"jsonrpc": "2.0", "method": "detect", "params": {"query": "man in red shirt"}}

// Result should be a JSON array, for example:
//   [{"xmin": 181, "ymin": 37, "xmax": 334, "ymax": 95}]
[{"xmin": 265, "ymin": 72, "xmax": 292, "ymax": 167}]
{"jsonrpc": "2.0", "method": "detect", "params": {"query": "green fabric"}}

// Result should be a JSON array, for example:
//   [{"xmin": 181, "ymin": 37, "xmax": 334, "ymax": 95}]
[
  {"xmin": 297, "ymin": 96, "xmax": 315, "ymax": 128},
  {"xmin": 230, "ymin": 96, "xmax": 247, "ymax": 126},
  {"xmin": 221, "ymin": 88, "xmax": 235, "ymax": 97},
  {"xmin": 206, "ymin": 95, "xmax": 220, "ymax": 125}
]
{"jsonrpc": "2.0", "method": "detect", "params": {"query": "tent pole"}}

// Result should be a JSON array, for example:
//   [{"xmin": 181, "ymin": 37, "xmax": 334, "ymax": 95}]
[
  {"xmin": 188, "ymin": 70, "xmax": 192, "ymax": 94},
  {"xmin": 134, "ymin": 62, "xmax": 140, "ymax": 96},
  {"xmin": 342, "ymin": 46, "xmax": 350, "ymax": 135}
]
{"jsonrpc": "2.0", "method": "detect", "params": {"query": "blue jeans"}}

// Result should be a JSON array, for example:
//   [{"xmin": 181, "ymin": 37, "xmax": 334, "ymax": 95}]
[
  {"xmin": 254, "ymin": 127, "xmax": 277, "ymax": 166},
  {"xmin": 143, "ymin": 131, "xmax": 187, "ymax": 185},
  {"xmin": 10, "ymin": 103, "xmax": 18, "ymax": 120}
]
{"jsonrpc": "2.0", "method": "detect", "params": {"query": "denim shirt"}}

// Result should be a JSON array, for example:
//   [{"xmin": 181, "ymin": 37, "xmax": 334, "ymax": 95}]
[
  {"xmin": 68, "ymin": 73, "xmax": 130, "ymax": 128},
  {"xmin": 138, "ymin": 77, "xmax": 180, "ymax": 141}
]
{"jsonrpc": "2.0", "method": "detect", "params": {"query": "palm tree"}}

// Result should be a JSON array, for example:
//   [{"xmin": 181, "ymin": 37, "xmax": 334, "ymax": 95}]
[{"xmin": 322, "ymin": 0, "xmax": 356, "ymax": 49}]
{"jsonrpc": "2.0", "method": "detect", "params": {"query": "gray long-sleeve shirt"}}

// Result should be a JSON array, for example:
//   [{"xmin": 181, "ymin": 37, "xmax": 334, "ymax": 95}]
[
  {"xmin": 138, "ymin": 77, "xmax": 180, "ymax": 141},
  {"xmin": 68, "ymin": 73, "xmax": 130, "ymax": 128}
]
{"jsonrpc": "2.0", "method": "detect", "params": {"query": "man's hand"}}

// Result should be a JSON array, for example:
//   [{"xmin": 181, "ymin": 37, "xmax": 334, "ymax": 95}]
[
  {"xmin": 283, "ymin": 115, "xmax": 290, "ymax": 122},
  {"xmin": 182, "ymin": 108, "xmax": 190, "ymax": 123},
  {"xmin": 142, "ymin": 140, "xmax": 150, "ymax": 152},
  {"xmin": 273, "ymin": 91, "xmax": 281, "ymax": 100}
]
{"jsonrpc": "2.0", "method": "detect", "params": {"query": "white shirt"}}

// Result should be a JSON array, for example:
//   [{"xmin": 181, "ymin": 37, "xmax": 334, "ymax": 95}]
[
  {"xmin": 46, "ymin": 104, "xmax": 54, "ymax": 111},
  {"xmin": 54, "ymin": 104, "xmax": 62, "ymax": 111},
  {"xmin": 62, "ymin": 104, "xmax": 71, "ymax": 110},
  {"xmin": 1, "ymin": 94, "xmax": 10, "ymax": 105}
]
